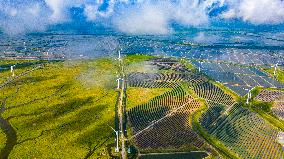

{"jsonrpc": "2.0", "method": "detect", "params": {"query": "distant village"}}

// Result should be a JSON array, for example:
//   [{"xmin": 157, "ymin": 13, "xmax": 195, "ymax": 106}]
[{"xmin": 1, "ymin": 51, "xmax": 65, "ymax": 60}]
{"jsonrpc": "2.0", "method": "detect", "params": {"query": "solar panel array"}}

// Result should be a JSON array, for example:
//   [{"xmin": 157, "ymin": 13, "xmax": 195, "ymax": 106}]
[
  {"xmin": 202, "ymin": 104, "xmax": 284, "ymax": 159},
  {"xmin": 127, "ymin": 59, "xmax": 207, "ymax": 151},
  {"xmin": 126, "ymin": 58, "xmax": 284, "ymax": 158},
  {"xmin": 192, "ymin": 61, "xmax": 284, "ymax": 96},
  {"xmin": 256, "ymin": 90, "xmax": 284, "ymax": 120}
]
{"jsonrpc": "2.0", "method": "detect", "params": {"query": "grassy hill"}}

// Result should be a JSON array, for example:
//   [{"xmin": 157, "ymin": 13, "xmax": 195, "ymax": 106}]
[{"xmin": 0, "ymin": 59, "xmax": 119, "ymax": 158}]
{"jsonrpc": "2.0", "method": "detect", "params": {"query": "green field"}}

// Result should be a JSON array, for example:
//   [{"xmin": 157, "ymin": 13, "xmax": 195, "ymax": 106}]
[
  {"xmin": 263, "ymin": 66, "xmax": 284, "ymax": 83},
  {"xmin": 126, "ymin": 88, "xmax": 172, "ymax": 110},
  {"xmin": 0, "ymin": 59, "xmax": 119, "ymax": 158},
  {"xmin": 1, "ymin": 56, "xmax": 284, "ymax": 159},
  {"xmin": 0, "ymin": 130, "xmax": 6, "ymax": 150}
]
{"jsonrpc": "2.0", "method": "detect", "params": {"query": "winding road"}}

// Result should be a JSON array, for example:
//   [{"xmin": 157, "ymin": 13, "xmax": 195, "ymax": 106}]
[{"xmin": 118, "ymin": 78, "xmax": 126, "ymax": 159}]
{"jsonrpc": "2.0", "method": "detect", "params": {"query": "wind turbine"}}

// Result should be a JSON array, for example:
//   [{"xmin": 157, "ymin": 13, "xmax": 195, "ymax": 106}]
[
  {"xmin": 118, "ymin": 49, "xmax": 122, "ymax": 61},
  {"xmin": 108, "ymin": 124, "xmax": 119, "ymax": 152},
  {"xmin": 272, "ymin": 63, "xmax": 279, "ymax": 77},
  {"xmin": 246, "ymin": 88, "xmax": 253, "ymax": 105},
  {"xmin": 10, "ymin": 65, "xmax": 15, "ymax": 77},
  {"xmin": 198, "ymin": 61, "xmax": 203, "ymax": 72},
  {"xmin": 23, "ymin": 42, "xmax": 27, "ymax": 51}
]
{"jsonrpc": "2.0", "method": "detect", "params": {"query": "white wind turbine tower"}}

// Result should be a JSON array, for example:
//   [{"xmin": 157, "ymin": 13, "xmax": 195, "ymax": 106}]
[
  {"xmin": 10, "ymin": 65, "xmax": 15, "ymax": 77},
  {"xmin": 272, "ymin": 63, "xmax": 279, "ymax": 77},
  {"xmin": 108, "ymin": 124, "xmax": 119, "ymax": 152},
  {"xmin": 246, "ymin": 88, "xmax": 253, "ymax": 105},
  {"xmin": 118, "ymin": 49, "xmax": 122, "ymax": 61},
  {"xmin": 198, "ymin": 61, "xmax": 203, "ymax": 72},
  {"xmin": 24, "ymin": 42, "xmax": 26, "ymax": 51},
  {"xmin": 116, "ymin": 78, "xmax": 121, "ymax": 89}
]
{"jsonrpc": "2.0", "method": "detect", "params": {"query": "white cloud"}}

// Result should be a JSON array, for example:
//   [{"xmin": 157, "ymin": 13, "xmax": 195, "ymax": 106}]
[
  {"xmin": 84, "ymin": 4, "xmax": 99, "ymax": 21},
  {"xmin": 174, "ymin": 0, "xmax": 209, "ymax": 26},
  {"xmin": 45, "ymin": 0, "xmax": 69, "ymax": 22},
  {"xmin": 7, "ymin": 8, "xmax": 18, "ymax": 17},
  {"xmin": 221, "ymin": 0, "xmax": 284, "ymax": 24},
  {"xmin": 0, "ymin": 0, "xmax": 120, "ymax": 34},
  {"xmin": 220, "ymin": 9, "xmax": 236, "ymax": 19},
  {"xmin": 0, "ymin": 2, "xmax": 50, "ymax": 35},
  {"xmin": 1, "ymin": 0, "xmax": 284, "ymax": 35},
  {"xmin": 113, "ymin": 2, "xmax": 171, "ymax": 35},
  {"xmin": 193, "ymin": 32, "xmax": 220, "ymax": 44},
  {"xmin": 113, "ymin": 0, "xmax": 209, "ymax": 35},
  {"xmin": 84, "ymin": 0, "xmax": 116, "ymax": 21},
  {"xmin": 28, "ymin": 3, "xmax": 41, "ymax": 17},
  {"xmin": 240, "ymin": 0, "xmax": 284, "ymax": 24}
]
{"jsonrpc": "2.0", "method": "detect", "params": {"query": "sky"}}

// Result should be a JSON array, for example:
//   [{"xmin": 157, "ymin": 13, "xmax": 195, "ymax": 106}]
[{"xmin": 0, "ymin": 0, "xmax": 284, "ymax": 35}]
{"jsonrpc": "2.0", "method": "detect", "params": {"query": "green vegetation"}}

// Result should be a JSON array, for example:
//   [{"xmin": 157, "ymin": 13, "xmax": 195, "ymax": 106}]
[
  {"xmin": 250, "ymin": 105, "xmax": 284, "ymax": 131},
  {"xmin": 263, "ymin": 67, "xmax": 284, "ymax": 83},
  {"xmin": 0, "ymin": 59, "xmax": 119, "ymax": 158},
  {"xmin": 124, "ymin": 55, "xmax": 157, "ymax": 75},
  {"xmin": 248, "ymin": 99, "xmax": 284, "ymax": 131},
  {"xmin": 180, "ymin": 82, "xmax": 199, "ymax": 99},
  {"xmin": 0, "ymin": 130, "xmax": 6, "ymax": 150},
  {"xmin": 246, "ymin": 87, "xmax": 284, "ymax": 131},
  {"xmin": 126, "ymin": 87, "xmax": 172, "ymax": 110},
  {"xmin": 179, "ymin": 58, "xmax": 195, "ymax": 70},
  {"xmin": 252, "ymin": 100, "xmax": 273, "ymax": 112},
  {"xmin": 250, "ymin": 87, "xmax": 263, "ymax": 98},
  {"xmin": 212, "ymin": 81, "xmax": 239, "ymax": 101},
  {"xmin": 0, "ymin": 60, "xmax": 50, "ymax": 84},
  {"xmin": 0, "ymin": 60, "xmax": 34, "ymax": 65},
  {"xmin": 2, "ymin": 55, "xmax": 283, "ymax": 159},
  {"xmin": 124, "ymin": 54, "xmax": 154, "ymax": 65}
]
